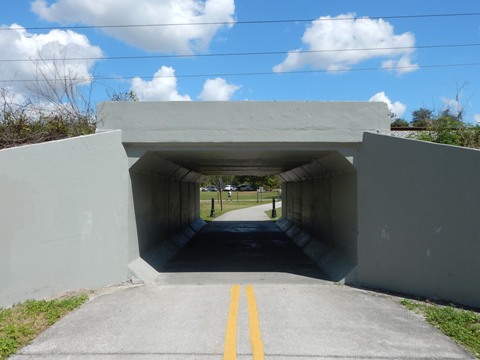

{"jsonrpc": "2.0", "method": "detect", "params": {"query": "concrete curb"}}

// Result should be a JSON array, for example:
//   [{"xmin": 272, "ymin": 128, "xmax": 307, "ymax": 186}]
[{"xmin": 276, "ymin": 218, "xmax": 355, "ymax": 283}]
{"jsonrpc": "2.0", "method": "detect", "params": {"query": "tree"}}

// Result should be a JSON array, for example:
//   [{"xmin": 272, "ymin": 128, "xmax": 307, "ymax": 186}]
[
  {"xmin": 411, "ymin": 108, "xmax": 434, "ymax": 127},
  {"xmin": 391, "ymin": 118, "xmax": 409, "ymax": 128},
  {"xmin": 109, "ymin": 90, "xmax": 139, "ymax": 102},
  {"xmin": 0, "ymin": 57, "xmax": 97, "ymax": 149},
  {"xmin": 410, "ymin": 108, "xmax": 480, "ymax": 149}
]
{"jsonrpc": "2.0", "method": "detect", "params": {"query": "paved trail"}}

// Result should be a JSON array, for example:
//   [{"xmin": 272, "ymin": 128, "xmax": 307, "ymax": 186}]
[{"xmin": 12, "ymin": 204, "xmax": 474, "ymax": 359}]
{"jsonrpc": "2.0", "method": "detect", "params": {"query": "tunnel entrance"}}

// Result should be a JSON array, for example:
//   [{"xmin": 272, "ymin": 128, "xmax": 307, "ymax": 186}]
[
  {"xmin": 128, "ymin": 148, "xmax": 358, "ymax": 283},
  {"xmin": 98, "ymin": 101, "xmax": 389, "ymax": 284}
]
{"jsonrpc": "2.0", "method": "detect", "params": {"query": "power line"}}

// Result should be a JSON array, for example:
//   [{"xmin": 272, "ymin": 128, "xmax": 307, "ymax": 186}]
[
  {"xmin": 1, "ymin": 12, "xmax": 479, "ymax": 32},
  {"xmin": 1, "ymin": 43, "xmax": 479, "ymax": 63},
  {"xmin": 1, "ymin": 62, "xmax": 479, "ymax": 83}
]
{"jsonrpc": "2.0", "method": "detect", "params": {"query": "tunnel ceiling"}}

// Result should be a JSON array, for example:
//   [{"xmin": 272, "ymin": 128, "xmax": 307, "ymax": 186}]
[
  {"xmin": 158, "ymin": 149, "xmax": 336, "ymax": 175},
  {"xmin": 130, "ymin": 147, "xmax": 356, "ymax": 177}
]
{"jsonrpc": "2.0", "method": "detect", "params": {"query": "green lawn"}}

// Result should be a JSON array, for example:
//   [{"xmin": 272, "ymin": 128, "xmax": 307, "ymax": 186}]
[
  {"xmin": 200, "ymin": 190, "xmax": 280, "ymax": 203},
  {"xmin": 200, "ymin": 191, "xmax": 281, "ymax": 222},
  {"xmin": 401, "ymin": 299, "xmax": 480, "ymax": 358},
  {"xmin": 265, "ymin": 207, "xmax": 282, "ymax": 221},
  {"xmin": 0, "ymin": 294, "xmax": 88, "ymax": 359}
]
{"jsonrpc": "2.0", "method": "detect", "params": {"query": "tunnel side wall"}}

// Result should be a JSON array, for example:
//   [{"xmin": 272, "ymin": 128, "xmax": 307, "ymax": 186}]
[
  {"xmin": 0, "ymin": 131, "xmax": 131, "ymax": 308},
  {"xmin": 357, "ymin": 133, "xmax": 480, "ymax": 308},
  {"xmin": 282, "ymin": 170, "xmax": 357, "ymax": 264},
  {"xmin": 129, "ymin": 169, "xmax": 199, "ymax": 258}
]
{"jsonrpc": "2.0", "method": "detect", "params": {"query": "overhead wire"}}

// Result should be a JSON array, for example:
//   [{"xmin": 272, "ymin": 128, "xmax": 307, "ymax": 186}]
[
  {"xmin": 0, "ymin": 11, "xmax": 478, "ymax": 83},
  {"xmin": 1, "ymin": 43, "xmax": 479, "ymax": 63},
  {"xmin": 0, "ymin": 11, "xmax": 479, "ymax": 31},
  {"xmin": 2, "ymin": 62, "xmax": 479, "ymax": 83}
]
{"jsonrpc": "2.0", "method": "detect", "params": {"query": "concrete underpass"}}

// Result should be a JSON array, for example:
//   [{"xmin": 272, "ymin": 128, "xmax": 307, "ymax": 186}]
[
  {"xmin": 2, "ymin": 98, "xmax": 479, "ymax": 317},
  {"xmin": 98, "ymin": 101, "xmax": 388, "ymax": 285},
  {"xmin": 3, "ymin": 99, "xmax": 478, "ymax": 311}
]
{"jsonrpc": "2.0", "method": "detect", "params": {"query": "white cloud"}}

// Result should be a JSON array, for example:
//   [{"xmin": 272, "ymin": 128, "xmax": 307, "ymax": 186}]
[
  {"xmin": 131, "ymin": 66, "xmax": 191, "ymax": 101},
  {"xmin": 273, "ymin": 13, "xmax": 418, "ymax": 75},
  {"xmin": 0, "ymin": 24, "xmax": 102, "ymax": 105},
  {"xmin": 199, "ymin": 78, "xmax": 239, "ymax": 100},
  {"xmin": 32, "ymin": 0, "xmax": 235, "ymax": 53},
  {"xmin": 474, "ymin": 114, "xmax": 480, "ymax": 124},
  {"xmin": 369, "ymin": 92, "xmax": 406, "ymax": 118}
]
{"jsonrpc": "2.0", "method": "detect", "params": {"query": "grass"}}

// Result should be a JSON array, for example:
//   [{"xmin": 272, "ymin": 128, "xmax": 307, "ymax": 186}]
[
  {"xmin": 199, "ymin": 191, "xmax": 282, "ymax": 222},
  {"xmin": 200, "ymin": 190, "xmax": 280, "ymax": 203},
  {"xmin": 401, "ymin": 299, "xmax": 480, "ymax": 358},
  {"xmin": 200, "ymin": 190, "xmax": 281, "ymax": 222},
  {"xmin": 200, "ymin": 200, "xmax": 253, "ymax": 221},
  {"xmin": 0, "ymin": 294, "xmax": 88, "ymax": 359},
  {"xmin": 265, "ymin": 207, "xmax": 282, "ymax": 221}
]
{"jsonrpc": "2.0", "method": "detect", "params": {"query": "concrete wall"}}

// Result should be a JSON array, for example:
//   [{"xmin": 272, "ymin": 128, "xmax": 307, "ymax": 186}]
[
  {"xmin": 0, "ymin": 131, "xmax": 131, "ymax": 307},
  {"xmin": 128, "ymin": 152, "xmax": 202, "ymax": 273},
  {"xmin": 279, "ymin": 153, "xmax": 358, "ymax": 281},
  {"xmin": 283, "ymin": 172, "xmax": 357, "ymax": 262},
  {"xmin": 357, "ymin": 133, "xmax": 480, "ymax": 308},
  {"xmin": 98, "ymin": 101, "xmax": 389, "ymax": 145},
  {"xmin": 130, "ymin": 172, "xmax": 199, "ymax": 258}
]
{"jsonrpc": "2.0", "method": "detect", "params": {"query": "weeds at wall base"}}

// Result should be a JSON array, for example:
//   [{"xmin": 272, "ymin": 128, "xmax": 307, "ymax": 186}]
[
  {"xmin": 401, "ymin": 299, "xmax": 480, "ymax": 359},
  {"xmin": 0, "ymin": 294, "xmax": 88, "ymax": 359}
]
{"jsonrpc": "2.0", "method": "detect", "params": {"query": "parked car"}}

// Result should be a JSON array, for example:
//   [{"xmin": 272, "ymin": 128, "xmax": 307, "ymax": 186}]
[
  {"xmin": 223, "ymin": 185, "xmax": 237, "ymax": 191},
  {"xmin": 202, "ymin": 186, "xmax": 218, "ymax": 192},
  {"xmin": 237, "ymin": 184, "xmax": 255, "ymax": 191}
]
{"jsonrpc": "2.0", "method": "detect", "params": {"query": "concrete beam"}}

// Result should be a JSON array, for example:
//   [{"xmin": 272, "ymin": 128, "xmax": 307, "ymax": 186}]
[{"xmin": 98, "ymin": 101, "xmax": 389, "ymax": 144}]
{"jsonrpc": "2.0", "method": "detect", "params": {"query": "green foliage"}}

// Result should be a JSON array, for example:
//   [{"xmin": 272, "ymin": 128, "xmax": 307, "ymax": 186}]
[
  {"xmin": 201, "ymin": 175, "xmax": 281, "ymax": 191},
  {"xmin": 0, "ymin": 294, "xmax": 88, "ymax": 359},
  {"xmin": 409, "ymin": 111, "xmax": 480, "ymax": 149},
  {"xmin": 0, "ymin": 110, "xmax": 95, "ymax": 150},
  {"xmin": 391, "ymin": 118, "xmax": 409, "ymax": 128},
  {"xmin": 110, "ymin": 90, "xmax": 139, "ymax": 102},
  {"xmin": 411, "ymin": 108, "xmax": 435, "ymax": 127},
  {"xmin": 200, "ymin": 190, "xmax": 279, "ymax": 202},
  {"xmin": 401, "ymin": 299, "xmax": 480, "ymax": 358}
]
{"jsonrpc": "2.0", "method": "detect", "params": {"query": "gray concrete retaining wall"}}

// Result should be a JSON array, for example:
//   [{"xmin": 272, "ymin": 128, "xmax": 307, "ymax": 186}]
[
  {"xmin": 0, "ymin": 131, "xmax": 131, "ymax": 307},
  {"xmin": 357, "ymin": 133, "xmax": 480, "ymax": 308}
]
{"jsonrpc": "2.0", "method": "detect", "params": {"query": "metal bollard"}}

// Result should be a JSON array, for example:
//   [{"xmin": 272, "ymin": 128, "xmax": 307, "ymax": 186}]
[
  {"xmin": 271, "ymin": 198, "xmax": 277, "ymax": 218},
  {"xmin": 210, "ymin": 197, "xmax": 216, "ymax": 217}
]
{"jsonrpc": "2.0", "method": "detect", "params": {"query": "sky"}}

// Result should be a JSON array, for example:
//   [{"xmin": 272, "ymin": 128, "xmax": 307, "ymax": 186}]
[{"xmin": 1, "ymin": 0, "xmax": 479, "ymax": 123}]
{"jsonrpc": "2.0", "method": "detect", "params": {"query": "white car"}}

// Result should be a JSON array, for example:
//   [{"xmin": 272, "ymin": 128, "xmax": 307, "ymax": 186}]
[{"xmin": 223, "ymin": 185, "xmax": 236, "ymax": 191}]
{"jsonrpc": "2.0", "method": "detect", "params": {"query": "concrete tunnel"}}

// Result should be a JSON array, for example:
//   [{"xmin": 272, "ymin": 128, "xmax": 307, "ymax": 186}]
[{"xmin": 97, "ymin": 101, "xmax": 389, "ymax": 283}]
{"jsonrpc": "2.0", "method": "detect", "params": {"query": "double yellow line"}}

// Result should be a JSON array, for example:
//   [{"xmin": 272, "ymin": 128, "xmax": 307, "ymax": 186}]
[{"xmin": 223, "ymin": 285, "xmax": 264, "ymax": 360}]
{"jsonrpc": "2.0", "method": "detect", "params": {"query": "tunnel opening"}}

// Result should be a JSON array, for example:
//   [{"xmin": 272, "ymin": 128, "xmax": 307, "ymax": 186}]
[
  {"xmin": 128, "ymin": 147, "xmax": 358, "ymax": 284},
  {"xmin": 95, "ymin": 101, "xmax": 389, "ymax": 285}
]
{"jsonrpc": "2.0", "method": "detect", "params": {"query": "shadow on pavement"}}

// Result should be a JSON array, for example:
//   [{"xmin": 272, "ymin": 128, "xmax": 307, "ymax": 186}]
[{"xmin": 162, "ymin": 220, "xmax": 330, "ymax": 281}]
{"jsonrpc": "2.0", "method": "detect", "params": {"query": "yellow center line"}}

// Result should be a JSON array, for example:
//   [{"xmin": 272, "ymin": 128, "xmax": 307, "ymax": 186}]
[
  {"xmin": 223, "ymin": 284, "xmax": 241, "ymax": 360},
  {"xmin": 245, "ymin": 285, "xmax": 265, "ymax": 360}
]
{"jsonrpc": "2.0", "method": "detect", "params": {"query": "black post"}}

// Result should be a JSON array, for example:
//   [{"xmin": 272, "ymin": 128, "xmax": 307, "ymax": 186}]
[
  {"xmin": 210, "ymin": 197, "xmax": 216, "ymax": 217},
  {"xmin": 271, "ymin": 198, "xmax": 277, "ymax": 218}
]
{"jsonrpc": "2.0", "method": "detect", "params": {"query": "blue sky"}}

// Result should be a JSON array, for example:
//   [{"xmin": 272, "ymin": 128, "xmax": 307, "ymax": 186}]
[{"xmin": 1, "ymin": 0, "xmax": 479, "ymax": 123}]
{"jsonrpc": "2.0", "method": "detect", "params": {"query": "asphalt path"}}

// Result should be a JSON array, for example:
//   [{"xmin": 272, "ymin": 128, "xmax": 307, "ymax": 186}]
[{"xmin": 12, "ymin": 204, "xmax": 475, "ymax": 359}]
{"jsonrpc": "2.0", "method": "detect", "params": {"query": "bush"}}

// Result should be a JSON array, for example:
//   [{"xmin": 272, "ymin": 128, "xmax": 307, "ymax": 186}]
[
  {"xmin": 0, "ymin": 111, "xmax": 95, "ymax": 150},
  {"xmin": 409, "ymin": 114, "xmax": 480, "ymax": 149},
  {"xmin": 391, "ymin": 118, "xmax": 409, "ymax": 128}
]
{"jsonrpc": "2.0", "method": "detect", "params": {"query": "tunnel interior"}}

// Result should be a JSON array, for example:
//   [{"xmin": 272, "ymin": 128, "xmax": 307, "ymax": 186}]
[{"xmin": 128, "ymin": 145, "xmax": 359, "ymax": 283}]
